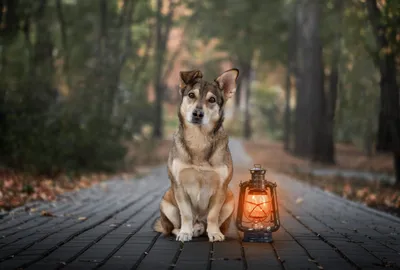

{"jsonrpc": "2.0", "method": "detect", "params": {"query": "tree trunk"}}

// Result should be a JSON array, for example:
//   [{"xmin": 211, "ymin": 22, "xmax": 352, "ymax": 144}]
[
  {"xmin": 364, "ymin": 116, "xmax": 374, "ymax": 156},
  {"xmin": 242, "ymin": 61, "xmax": 253, "ymax": 140},
  {"xmin": 132, "ymin": 21, "xmax": 153, "ymax": 85},
  {"xmin": 235, "ymin": 62, "xmax": 243, "ymax": 109},
  {"xmin": 153, "ymin": 0, "xmax": 175, "ymax": 139},
  {"xmin": 293, "ymin": 0, "xmax": 311, "ymax": 157},
  {"xmin": 395, "ymin": 153, "xmax": 400, "ymax": 186},
  {"xmin": 323, "ymin": 61, "xmax": 338, "ymax": 163},
  {"xmin": 153, "ymin": 0, "xmax": 165, "ymax": 139},
  {"xmin": 283, "ymin": 3, "xmax": 296, "ymax": 152},
  {"xmin": 315, "ymin": 0, "xmax": 343, "ymax": 164},
  {"xmin": 366, "ymin": 0, "xmax": 400, "ymax": 184},
  {"xmin": 33, "ymin": 0, "xmax": 54, "ymax": 90},
  {"xmin": 283, "ymin": 66, "xmax": 292, "ymax": 151},
  {"xmin": 312, "ymin": 62, "xmax": 330, "ymax": 163},
  {"xmin": 96, "ymin": 0, "xmax": 108, "ymax": 118},
  {"xmin": 56, "ymin": 0, "xmax": 70, "ymax": 88},
  {"xmin": 112, "ymin": 0, "xmax": 138, "ymax": 125},
  {"xmin": 310, "ymin": 0, "xmax": 335, "ymax": 163},
  {"xmin": 366, "ymin": 0, "xmax": 400, "ymax": 153}
]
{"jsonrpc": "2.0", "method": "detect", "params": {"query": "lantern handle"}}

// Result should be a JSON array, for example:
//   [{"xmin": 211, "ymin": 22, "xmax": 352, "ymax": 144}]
[{"xmin": 253, "ymin": 164, "xmax": 267, "ymax": 171}]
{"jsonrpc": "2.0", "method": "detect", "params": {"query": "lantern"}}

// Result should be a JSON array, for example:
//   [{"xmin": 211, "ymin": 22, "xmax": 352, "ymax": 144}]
[{"xmin": 236, "ymin": 164, "xmax": 280, "ymax": 242}]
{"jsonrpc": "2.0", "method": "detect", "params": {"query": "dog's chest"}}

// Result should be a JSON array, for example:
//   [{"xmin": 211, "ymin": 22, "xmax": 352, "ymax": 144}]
[
  {"xmin": 184, "ymin": 170, "xmax": 218, "ymax": 214},
  {"xmin": 184, "ymin": 127, "xmax": 211, "ymax": 161}
]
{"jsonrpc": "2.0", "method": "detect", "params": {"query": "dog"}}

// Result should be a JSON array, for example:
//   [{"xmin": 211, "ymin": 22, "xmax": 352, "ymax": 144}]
[{"xmin": 153, "ymin": 68, "xmax": 239, "ymax": 242}]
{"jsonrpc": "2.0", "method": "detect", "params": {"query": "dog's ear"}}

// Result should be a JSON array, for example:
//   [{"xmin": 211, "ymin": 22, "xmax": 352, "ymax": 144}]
[
  {"xmin": 215, "ymin": 68, "xmax": 239, "ymax": 99},
  {"xmin": 179, "ymin": 70, "xmax": 203, "ymax": 88}
]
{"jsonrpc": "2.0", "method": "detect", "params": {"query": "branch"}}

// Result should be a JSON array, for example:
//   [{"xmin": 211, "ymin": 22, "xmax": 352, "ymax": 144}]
[
  {"xmin": 365, "ymin": 0, "xmax": 388, "ymax": 53},
  {"xmin": 160, "ymin": 0, "xmax": 177, "ymax": 52},
  {"xmin": 118, "ymin": 0, "xmax": 138, "ymax": 67},
  {"xmin": 118, "ymin": 0, "xmax": 130, "ymax": 27},
  {"xmin": 162, "ymin": 45, "xmax": 181, "ymax": 83},
  {"xmin": 132, "ymin": 21, "xmax": 154, "ymax": 83}
]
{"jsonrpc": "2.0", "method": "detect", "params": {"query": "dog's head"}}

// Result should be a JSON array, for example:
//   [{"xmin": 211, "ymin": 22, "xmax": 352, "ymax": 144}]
[{"xmin": 178, "ymin": 68, "xmax": 239, "ymax": 129}]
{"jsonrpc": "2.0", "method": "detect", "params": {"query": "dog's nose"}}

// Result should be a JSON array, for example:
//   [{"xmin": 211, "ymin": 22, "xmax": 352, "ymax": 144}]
[{"xmin": 192, "ymin": 108, "xmax": 204, "ymax": 119}]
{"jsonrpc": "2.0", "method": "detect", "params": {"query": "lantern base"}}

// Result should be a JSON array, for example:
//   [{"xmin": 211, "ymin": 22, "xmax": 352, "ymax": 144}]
[{"xmin": 243, "ymin": 231, "xmax": 273, "ymax": 243}]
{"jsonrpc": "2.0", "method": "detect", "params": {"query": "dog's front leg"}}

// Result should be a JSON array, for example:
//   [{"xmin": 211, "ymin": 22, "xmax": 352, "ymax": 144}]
[
  {"xmin": 206, "ymin": 164, "xmax": 232, "ymax": 242},
  {"xmin": 207, "ymin": 188, "xmax": 227, "ymax": 242},
  {"xmin": 174, "ymin": 185, "xmax": 194, "ymax": 242}
]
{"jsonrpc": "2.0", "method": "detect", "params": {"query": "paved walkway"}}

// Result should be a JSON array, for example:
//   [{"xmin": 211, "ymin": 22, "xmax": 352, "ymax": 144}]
[{"xmin": 0, "ymin": 139, "xmax": 399, "ymax": 270}]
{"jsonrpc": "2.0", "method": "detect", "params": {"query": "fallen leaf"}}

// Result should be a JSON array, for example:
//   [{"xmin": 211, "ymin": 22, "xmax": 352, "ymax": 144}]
[
  {"xmin": 41, "ymin": 210, "xmax": 55, "ymax": 217},
  {"xmin": 295, "ymin": 197, "xmax": 304, "ymax": 204},
  {"xmin": 78, "ymin": 217, "xmax": 87, "ymax": 221},
  {"xmin": 4, "ymin": 180, "xmax": 14, "ymax": 189}
]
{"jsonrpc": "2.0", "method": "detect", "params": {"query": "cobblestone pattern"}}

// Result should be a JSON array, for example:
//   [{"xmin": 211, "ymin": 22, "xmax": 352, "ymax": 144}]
[{"xmin": 0, "ymin": 139, "xmax": 399, "ymax": 270}]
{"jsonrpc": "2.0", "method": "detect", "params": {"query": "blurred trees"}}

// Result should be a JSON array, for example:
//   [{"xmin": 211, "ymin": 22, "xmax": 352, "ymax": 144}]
[
  {"xmin": 183, "ymin": 0, "xmax": 399, "ymax": 182},
  {"xmin": 183, "ymin": 0, "xmax": 287, "ymax": 139},
  {"xmin": 0, "ymin": 0, "xmax": 398, "ymax": 184},
  {"xmin": 0, "ymin": 0, "xmax": 157, "ymax": 175}
]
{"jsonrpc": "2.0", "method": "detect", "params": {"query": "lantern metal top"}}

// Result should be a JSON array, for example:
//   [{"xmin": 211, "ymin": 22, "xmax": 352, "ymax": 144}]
[
  {"xmin": 249, "ymin": 164, "xmax": 267, "ymax": 183},
  {"xmin": 250, "ymin": 164, "xmax": 267, "ymax": 174}
]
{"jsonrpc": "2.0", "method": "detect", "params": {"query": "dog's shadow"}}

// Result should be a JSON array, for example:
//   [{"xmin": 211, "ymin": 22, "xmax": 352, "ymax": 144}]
[{"xmin": 165, "ymin": 235, "xmax": 237, "ymax": 243}]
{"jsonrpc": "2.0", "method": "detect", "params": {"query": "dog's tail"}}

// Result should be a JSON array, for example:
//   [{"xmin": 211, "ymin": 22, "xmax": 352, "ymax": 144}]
[
  {"xmin": 153, "ymin": 213, "xmax": 174, "ymax": 236},
  {"xmin": 153, "ymin": 218, "xmax": 165, "ymax": 234}
]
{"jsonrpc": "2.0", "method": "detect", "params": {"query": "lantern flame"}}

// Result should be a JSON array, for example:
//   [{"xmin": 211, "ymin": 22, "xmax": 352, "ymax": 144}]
[{"xmin": 244, "ymin": 189, "xmax": 270, "ymax": 222}]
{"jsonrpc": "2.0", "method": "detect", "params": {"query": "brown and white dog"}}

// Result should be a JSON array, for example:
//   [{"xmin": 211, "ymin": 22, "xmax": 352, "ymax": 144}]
[{"xmin": 153, "ymin": 68, "xmax": 239, "ymax": 242}]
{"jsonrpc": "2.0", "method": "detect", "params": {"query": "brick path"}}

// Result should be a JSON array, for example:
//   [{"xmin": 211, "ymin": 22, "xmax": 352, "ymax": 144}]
[{"xmin": 0, "ymin": 139, "xmax": 399, "ymax": 270}]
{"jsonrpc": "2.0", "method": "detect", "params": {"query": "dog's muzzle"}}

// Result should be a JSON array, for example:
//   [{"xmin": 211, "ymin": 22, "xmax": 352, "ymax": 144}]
[{"xmin": 191, "ymin": 108, "xmax": 204, "ymax": 124}]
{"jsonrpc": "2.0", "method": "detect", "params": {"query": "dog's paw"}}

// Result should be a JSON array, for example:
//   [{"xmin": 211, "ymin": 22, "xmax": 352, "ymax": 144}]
[
  {"xmin": 176, "ymin": 230, "xmax": 193, "ymax": 242},
  {"xmin": 172, "ymin": 228, "xmax": 180, "ymax": 237},
  {"xmin": 207, "ymin": 230, "xmax": 225, "ymax": 242},
  {"xmin": 192, "ymin": 222, "xmax": 205, "ymax": 237}
]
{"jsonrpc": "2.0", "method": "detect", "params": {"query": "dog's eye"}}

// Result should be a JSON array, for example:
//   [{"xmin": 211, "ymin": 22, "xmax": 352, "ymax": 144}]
[
  {"xmin": 208, "ymin": 97, "xmax": 216, "ymax": 103},
  {"xmin": 188, "ymin": 93, "xmax": 195, "ymax": 99}
]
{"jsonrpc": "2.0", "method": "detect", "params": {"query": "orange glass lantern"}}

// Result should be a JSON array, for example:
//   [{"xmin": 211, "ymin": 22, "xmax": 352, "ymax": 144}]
[{"xmin": 236, "ymin": 164, "xmax": 280, "ymax": 242}]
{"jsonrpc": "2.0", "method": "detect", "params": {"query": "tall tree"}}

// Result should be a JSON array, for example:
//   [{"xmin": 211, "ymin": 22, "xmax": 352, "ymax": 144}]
[
  {"xmin": 293, "ymin": 0, "xmax": 312, "ymax": 157},
  {"xmin": 323, "ymin": 0, "xmax": 343, "ymax": 164},
  {"xmin": 56, "ymin": 0, "xmax": 70, "ymax": 89},
  {"xmin": 153, "ymin": 0, "xmax": 175, "ymax": 139},
  {"xmin": 312, "ymin": 0, "xmax": 344, "ymax": 164},
  {"xmin": 283, "ymin": 2, "xmax": 297, "ymax": 151},
  {"xmin": 307, "ymin": 0, "xmax": 329, "ymax": 163},
  {"xmin": 242, "ymin": 60, "xmax": 254, "ymax": 139},
  {"xmin": 365, "ymin": 0, "xmax": 400, "ymax": 183},
  {"xmin": 293, "ymin": 0, "xmax": 335, "ymax": 163}
]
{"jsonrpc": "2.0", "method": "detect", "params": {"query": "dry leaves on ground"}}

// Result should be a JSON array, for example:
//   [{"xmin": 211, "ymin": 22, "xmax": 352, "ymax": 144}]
[
  {"xmin": 243, "ymin": 139, "xmax": 400, "ymax": 217},
  {"xmin": 0, "ymin": 170, "xmax": 134, "ymax": 211},
  {"xmin": 290, "ymin": 173, "xmax": 400, "ymax": 217}
]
